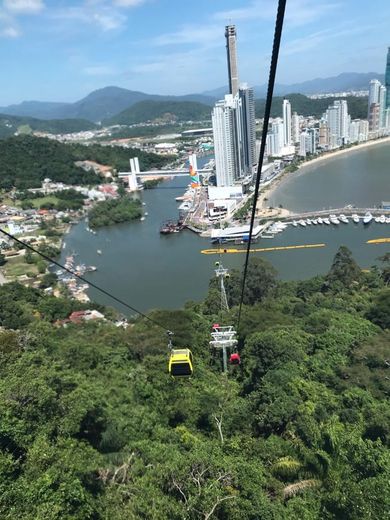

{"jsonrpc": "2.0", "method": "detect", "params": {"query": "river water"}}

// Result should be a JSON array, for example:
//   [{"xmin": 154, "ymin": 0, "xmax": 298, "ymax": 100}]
[{"xmin": 61, "ymin": 146, "xmax": 390, "ymax": 314}]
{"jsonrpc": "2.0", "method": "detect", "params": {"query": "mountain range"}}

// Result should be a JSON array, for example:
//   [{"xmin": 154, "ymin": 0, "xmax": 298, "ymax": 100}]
[
  {"xmin": 203, "ymin": 72, "xmax": 385, "ymax": 99},
  {"xmin": 0, "ymin": 72, "xmax": 381, "ymax": 125}
]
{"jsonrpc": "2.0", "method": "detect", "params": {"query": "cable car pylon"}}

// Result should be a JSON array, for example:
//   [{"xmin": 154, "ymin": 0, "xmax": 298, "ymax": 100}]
[{"xmin": 210, "ymin": 262, "xmax": 238, "ymax": 372}]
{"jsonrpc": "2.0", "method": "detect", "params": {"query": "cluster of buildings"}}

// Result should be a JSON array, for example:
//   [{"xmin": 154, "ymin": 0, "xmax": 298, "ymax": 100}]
[
  {"xmin": 211, "ymin": 26, "xmax": 256, "ymax": 189},
  {"xmin": 267, "ymin": 48, "xmax": 390, "ymax": 159}
]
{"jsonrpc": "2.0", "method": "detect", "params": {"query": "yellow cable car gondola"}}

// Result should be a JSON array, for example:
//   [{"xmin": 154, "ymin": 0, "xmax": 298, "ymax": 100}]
[{"xmin": 168, "ymin": 348, "xmax": 194, "ymax": 377}]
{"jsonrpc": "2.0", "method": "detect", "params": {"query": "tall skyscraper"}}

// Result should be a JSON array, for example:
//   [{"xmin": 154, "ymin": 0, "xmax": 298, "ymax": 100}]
[
  {"xmin": 212, "ymin": 95, "xmax": 238, "ymax": 187},
  {"xmin": 379, "ymin": 84, "xmax": 387, "ymax": 128},
  {"xmin": 225, "ymin": 25, "xmax": 239, "ymax": 97},
  {"xmin": 291, "ymin": 112, "xmax": 300, "ymax": 144},
  {"xmin": 237, "ymin": 84, "xmax": 256, "ymax": 176},
  {"xmin": 282, "ymin": 99, "xmax": 292, "ymax": 146},
  {"xmin": 385, "ymin": 47, "xmax": 390, "ymax": 109},
  {"xmin": 368, "ymin": 79, "xmax": 381, "ymax": 118},
  {"xmin": 211, "ymin": 25, "xmax": 256, "ymax": 186}
]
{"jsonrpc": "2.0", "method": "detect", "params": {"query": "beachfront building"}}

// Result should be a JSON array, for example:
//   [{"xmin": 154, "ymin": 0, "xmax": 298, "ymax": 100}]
[
  {"xmin": 298, "ymin": 128, "xmax": 317, "ymax": 157},
  {"xmin": 318, "ymin": 121, "xmax": 329, "ymax": 149},
  {"xmin": 291, "ymin": 111, "xmax": 300, "ymax": 144},
  {"xmin": 368, "ymin": 78, "xmax": 387, "ymax": 131},
  {"xmin": 324, "ymin": 99, "xmax": 350, "ymax": 148},
  {"xmin": 212, "ymin": 95, "xmax": 238, "ymax": 187},
  {"xmin": 385, "ymin": 47, "xmax": 390, "ymax": 109},
  {"xmin": 266, "ymin": 118, "xmax": 284, "ymax": 156},
  {"xmin": 282, "ymin": 99, "xmax": 292, "ymax": 146}
]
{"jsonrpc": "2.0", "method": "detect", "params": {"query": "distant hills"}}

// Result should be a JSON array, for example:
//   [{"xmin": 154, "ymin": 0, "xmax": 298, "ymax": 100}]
[
  {"xmin": 0, "ymin": 72, "xmax": 382, "ymax": 124},
  {"xmin": 0, "ymin": 86, "xmax": 215, "ymax": 123},
  {"xmin": 105, "ymin": 100, "xmax": 212, "ymax": 126},
  {"xmin": 257, "ymin": 93, "xmax": 368, "ymax": 120},
  {"xmin": 0, "ymin": 114, "xmax": 97, "ymax": 138},
  {"xmin": 0, "ymin": 72, "xmax": 384, "ymax": 126},
  {"xmin": 203, "ymin": 72, "xmax": 385, "ymax": 99}
]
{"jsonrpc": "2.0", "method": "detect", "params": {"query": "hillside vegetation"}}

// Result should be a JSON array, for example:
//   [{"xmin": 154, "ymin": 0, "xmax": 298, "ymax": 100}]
[
  {"xmin": 256, "ymin": 94, "xmax": 368, "ymax": 120},
  {"xmin": 0, "ymin": 247, "xmax": 388, "ymax": 518},
  {"xmin": 106, "ymin": 100, "xmax": 212, "ymax": 125},
  {"xmin": 0, "ymin": 114, "xmax": 97, "ymax": 138},
  {"xmin": 0, "ymin": 135, "xmax": 171, "ymax": 190}
]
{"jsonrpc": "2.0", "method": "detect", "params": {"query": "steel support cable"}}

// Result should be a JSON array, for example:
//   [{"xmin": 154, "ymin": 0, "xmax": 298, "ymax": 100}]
[
  {"xmin": 236, "ymin": 0, "xmax": 287, "ymax": 331},
  {"xmin": 0, "ymin": 228, "xmax": 171, "ymax": 333}
]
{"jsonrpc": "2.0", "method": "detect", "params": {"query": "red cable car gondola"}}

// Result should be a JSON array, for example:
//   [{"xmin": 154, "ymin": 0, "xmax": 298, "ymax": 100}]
[{"xmin": 229, "ymin": 352, "xmax": 241, "ymax": 365}]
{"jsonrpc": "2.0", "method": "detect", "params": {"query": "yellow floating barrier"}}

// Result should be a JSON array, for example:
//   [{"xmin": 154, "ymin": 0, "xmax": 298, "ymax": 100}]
[
  {"xmin": 366, "ymin": 238, "xmax": 390, "ymax": 244},
  {"xmin": 201, "ymin": 243, "xmax": 326, "ymax": 255}
]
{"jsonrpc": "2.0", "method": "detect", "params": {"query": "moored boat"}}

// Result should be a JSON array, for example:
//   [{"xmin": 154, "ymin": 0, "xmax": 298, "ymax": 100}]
[
  {"xmin": 339, "ymin": 214, "xmax": 348, "ymax": 223},
  {"xmin": 363, "ymin": 212, "xmax": 373, "ymax": 224},
  {"xmin": 352, "ymin": 214, "xmax": 360, "ymax": 223}
]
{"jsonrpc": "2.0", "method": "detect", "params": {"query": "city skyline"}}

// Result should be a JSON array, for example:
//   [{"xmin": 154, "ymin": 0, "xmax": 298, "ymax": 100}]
[{"xmin": 0, "ymin": 0, "xmax": 390, "ymax": 105}]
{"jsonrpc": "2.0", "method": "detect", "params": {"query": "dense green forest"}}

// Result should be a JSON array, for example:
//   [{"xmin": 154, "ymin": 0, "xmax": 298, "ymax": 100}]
[
  {"xmin": 255, "ymin": 94, "xmax": 368, "ymax": 120},
  {"xmin": 0, "ymin": 136, "xmax": 171, "ymax": 190},
  {"xmin": 88, "ymin": 196, "xmax": 142, "ymax": 228},
  {"xmin": 0, "ymin": 114, "xmax": 97, "ymax": 138},
  {"xmin": 0, "ymin": 247, "xmax": 388, "ymax": 518},
  {"xmin": 106, "ymin": 100, "xmax": 212, "ymax": 125}
]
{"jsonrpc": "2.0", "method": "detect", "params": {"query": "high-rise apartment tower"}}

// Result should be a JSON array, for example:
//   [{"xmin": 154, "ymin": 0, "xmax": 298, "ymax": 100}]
[
  {"xmin": 225, "ymin": 25, "xmax": 239, "ymax": 97},
  {"xmin": 385, "ymin": 47, "xmax": 390, "ymax": 109},
  {"xmin": 282, "ymin": 99, "xmax": 292, "ymax": 146}
]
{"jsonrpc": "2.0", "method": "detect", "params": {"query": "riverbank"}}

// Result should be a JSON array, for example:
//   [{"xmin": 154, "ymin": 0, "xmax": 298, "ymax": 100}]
[{"xmin": 257, "ymin": 136, "xmax": 390, "ymax": 216}]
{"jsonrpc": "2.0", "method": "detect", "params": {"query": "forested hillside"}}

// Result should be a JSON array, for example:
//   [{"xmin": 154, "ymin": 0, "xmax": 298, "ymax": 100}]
[
  {"xmin": 106, "ymin": 100, "xmax": 212, "ymax": 125},
  {"xmin": 255, "ymin": 94, "xmax": 368, "ymax": 120},
  {"xmin": 0, "ymin": 114, "xmax": 97, "ymax": 138},
  {"xmin": 0, "ymin": 135, "xmax": 171, "ymax": 190},
  {"xmin": 0, "ymin": 247, "xmax": 388, "ymax": 519}
]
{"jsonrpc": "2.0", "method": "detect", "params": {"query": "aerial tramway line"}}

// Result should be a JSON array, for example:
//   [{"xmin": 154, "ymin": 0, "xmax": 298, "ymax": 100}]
[{"xmin": 0, "ymin": 0, "xmax": 287, "ymax": 380}]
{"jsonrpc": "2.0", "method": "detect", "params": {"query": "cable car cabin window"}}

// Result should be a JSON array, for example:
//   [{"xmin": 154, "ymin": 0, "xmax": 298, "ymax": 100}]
[{"xmin": 171, "ymin": 362, "xmax": 192, "ymax": 376}]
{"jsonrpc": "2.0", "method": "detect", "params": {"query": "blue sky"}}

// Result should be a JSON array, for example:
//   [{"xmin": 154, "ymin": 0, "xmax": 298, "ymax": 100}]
[{"xmin": 0, "ymin": 0, "xmax": 389, "ymax": 105}]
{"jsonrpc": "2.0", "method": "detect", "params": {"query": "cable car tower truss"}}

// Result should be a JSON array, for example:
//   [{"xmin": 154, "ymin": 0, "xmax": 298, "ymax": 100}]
[{"xmin": 210, "ymin": 262, "xmax": 238, "ymax": 372}]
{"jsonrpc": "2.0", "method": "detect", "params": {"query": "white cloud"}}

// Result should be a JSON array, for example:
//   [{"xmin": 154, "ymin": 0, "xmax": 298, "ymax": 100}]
[
  {"xmin": 51, "ymin": 6, "xmax": 126, "ymax": 31},
  {"xmin": 84, "ymin": 65, "xmax": 116, "ymax": 76},
  {"xmin": 0, "ymin": 26, "xmax": 20, "ymax": 37},
  {"xmin": 3, "ymin": 0, "xmax": 45, "ymax": 14},
  {"xmin": 153, "ymin": 24, "xmax": 222, "ymax": 47},
  {"xmin": 113, "ymin": 0, "xmax": 146, "ymax": 6}
]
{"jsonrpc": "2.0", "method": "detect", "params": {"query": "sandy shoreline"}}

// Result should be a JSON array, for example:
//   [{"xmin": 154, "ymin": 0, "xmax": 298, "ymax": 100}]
[{"xmin": 257, "ymin": 136, "xmax": 390, "ymax": 217}]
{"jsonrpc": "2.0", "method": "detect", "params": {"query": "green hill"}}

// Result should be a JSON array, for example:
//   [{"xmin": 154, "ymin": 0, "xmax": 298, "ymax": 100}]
[
  {"xmin": 0, "ymin": 114, "xmax": 97, "ymax": 138},
  {"xmin": 0, "ymin": 135, "xmax": 171, "ymax": 190},
  {"xmin": 106, "ymin": 100, "xmax": 212, "ymax": 125},
  {"xmin": 255, "ymin": 93, "xmax": 368, "ymax": 120},
  {"xmin": 0, "ymin": 248, "xmax": 388, "ymax": 518}
]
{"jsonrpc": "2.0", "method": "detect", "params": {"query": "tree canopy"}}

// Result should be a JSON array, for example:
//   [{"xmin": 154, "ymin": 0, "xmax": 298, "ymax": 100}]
[{"xmin": 0, "ymin": 248, "xmax": 388, "ymax": 518}]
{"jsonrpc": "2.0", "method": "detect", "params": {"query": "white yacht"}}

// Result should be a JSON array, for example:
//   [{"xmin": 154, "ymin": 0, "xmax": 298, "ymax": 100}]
[
  {"xmin": 312, "ymin": 219, "xmax": 318, "ymax": 225},
  {"xmin": 298, "ymin": 219, "xmax": 307, "ymax": 227},
  {"xmin": 379, "ymin": 215, "xmax": 386, "ymax": 223},
  {"xmin": 306, "ymin": 219, "xmax": 312, "ymax": 225},
  {"xmin": 352, "ymin": 214, "xmax": 360, "ymax": 223},
  {"xmin": 323, "ymin": 218, "xmax": 330, "ymax": 225},
  {"xmin": 292, "ymin": 220, "xmax": 298, "ymax": 227},
  {"xmin": 339, "ymin": 214, "xmax": 349, "ymax": 223},
  {"xmin": 329, "ymin": 214, "xmax": 340, "ymax": 225},
  {"xmin": 385, "ymin": 217, "xmax": 390, "ymax": 224},
  {"xmin": 374, "ymin": 216, "xmax": 381, "ymax": 223},
  {"xmin": 363, "ymin": 212, "xmax": 373, "ymax": 224},
  {"xmin": 317, "ymin": 217, "xmax": 323, "ymax": 224}
]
